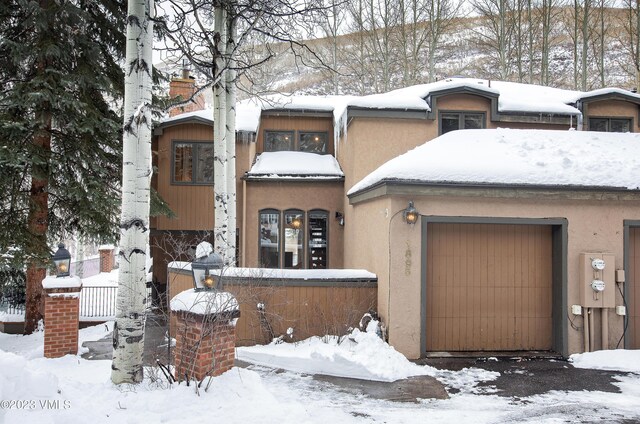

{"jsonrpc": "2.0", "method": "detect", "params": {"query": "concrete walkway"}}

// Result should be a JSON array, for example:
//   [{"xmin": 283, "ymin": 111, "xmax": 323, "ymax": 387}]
[{"xmin": 81, "ymin": 312, "xmax": 171, "ymax": 366}]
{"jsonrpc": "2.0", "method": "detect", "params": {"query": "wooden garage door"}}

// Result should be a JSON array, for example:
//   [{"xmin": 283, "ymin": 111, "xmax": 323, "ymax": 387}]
[
  {"xmin": 630, "ymin": 227, "xmax": 640, "ymax": 349},
  {"xmin": 426, "ymin": 223, "xmax": 553, "ymax": 351}
]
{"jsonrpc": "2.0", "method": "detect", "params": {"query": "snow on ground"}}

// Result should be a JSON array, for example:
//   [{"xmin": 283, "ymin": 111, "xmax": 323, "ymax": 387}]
[
  {"xmin": 570, "ymin": 349, "xmax": 640, "ymax": 373},
  {"xmin": 238, "ymin": 329, "xmax": 435, "ymax": 382},
  {"xmin": 1, "ymin": 324, "xmax": 640, "ymax": 424}
]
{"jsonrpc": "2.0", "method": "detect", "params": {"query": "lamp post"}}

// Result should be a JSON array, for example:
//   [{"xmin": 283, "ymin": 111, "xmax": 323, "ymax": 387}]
[
  {"xmin": 191, "ymin": 250, "xmax": 223, "ymax": 291},
  {"xmin": 52, "ymin": 243, "xmax": 71, "ymax": 277}
]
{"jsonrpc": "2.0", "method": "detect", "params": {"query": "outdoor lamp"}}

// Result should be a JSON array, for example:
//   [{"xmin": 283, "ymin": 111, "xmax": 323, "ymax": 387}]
[
  {"xmin": 191, "ymin": 251, "xmax": 223, "ymax": 291},
  {"xmin": 403, "ymin": 201, "xmax": 419, "ymax": 225},
  {"xmin": 52, "ymin": 243, "xmax": 71, "ymax": 277}
]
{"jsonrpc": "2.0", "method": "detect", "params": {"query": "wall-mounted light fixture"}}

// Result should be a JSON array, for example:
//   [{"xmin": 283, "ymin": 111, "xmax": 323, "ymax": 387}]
[
  {"xmin": 403, "ymin": 201, "xmax": 419, "ymax": 225},
  {"xmin": 335, "ymin": 212, "xmax": 344, "ymax": 226}
]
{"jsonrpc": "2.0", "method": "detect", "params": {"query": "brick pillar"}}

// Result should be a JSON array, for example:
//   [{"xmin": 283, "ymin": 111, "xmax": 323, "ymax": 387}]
[
  {"xmin": 170, "ymin": 289, "xmax": 240, "ymax": 382},
  {"xmin": 98, "ymin": 245, "xmax": 114, "ymax": 273},
  {"xmin": 42, "ymin": 276, "xmax": 82, "ymax": 358}
]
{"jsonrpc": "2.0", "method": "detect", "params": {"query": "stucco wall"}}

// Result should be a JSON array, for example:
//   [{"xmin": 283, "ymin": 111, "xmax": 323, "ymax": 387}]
[
  {"xmin": 243, "ymin": 180, "xmax": 345, "ymax": 268},
  {"xmin": 347, "ymin": 192, "xmax": 640, "ymax": 359},
  {"xmin": 585, "ymin": 99, "xmax": 640, "ymax": 131}
]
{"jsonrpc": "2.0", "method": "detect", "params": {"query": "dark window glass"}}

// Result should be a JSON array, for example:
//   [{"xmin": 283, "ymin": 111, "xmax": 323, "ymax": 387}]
[
  {"xmin": 174, "ymin": 143, "xmax": 193, "ymax": 182},
  {"xmin": 284, "ymin": 210, "xmax": 304, "ymax": 269},
  {"xmin": 440, "ymin": 112, "xmax": 485, "ymax": 135},
  {"xmin": 464, "ymin": 114, "xmax": 483, "ymax": 129},
  {"xmin": 259, "ymin": 210, "xmax": 280, "ymax": 268},
  {"xmin": 610, "ymin": 119, "xmax": 631, "ymax": 133},
  {"xmin": 589, "ymin": 118, "xmax": 608, "ymax": 132},
  {"xmin": 589, "ymin": 118, "xmax": 632, "ymax": 133},
  {"xmin": 308, "ymin": 210, "xmax": 328, "ymax": 269},
  {"xmin": 299, "ymin": 132, "xmax": 328, "ymax": 153},
  {"xmin": 172, "ymin": 141, "xmax": 214, "ymax": 184},
  {"xmin": 195, "ymin": 144, "xmax": 214, "ymax": 183},
  {"xmin": 440, "ymin": 113, "xmax": 460, "ymax": 135},
  {"xmin": 265, "ymin": 131, "xmax": 294, "ymax": 151}
]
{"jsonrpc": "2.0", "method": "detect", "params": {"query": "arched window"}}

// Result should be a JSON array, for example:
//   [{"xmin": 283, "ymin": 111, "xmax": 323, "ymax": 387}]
[
  {"xmin": 308, "ymin": 210, "xmax": 328, "ymax": 269},
  {"xmin": 259, "ymin": 209, "xmax": 280, "ymax": 268},
  {"xmin": 283, "ymin": 209, "xmax": 304, "ymax": 269}
]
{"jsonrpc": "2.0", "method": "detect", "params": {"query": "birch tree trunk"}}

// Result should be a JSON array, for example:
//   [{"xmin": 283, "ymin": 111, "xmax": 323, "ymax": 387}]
[
  {"xmin": 111, "ymin": 0, "xmax": 153, "ymax": 385},
  {"xmin": 213, "ymin": 4, "xmax": 230, "ymax": 263},
  {"xmin": 225, "ymin": 13, "xmax": 237, "ymax": 265}
]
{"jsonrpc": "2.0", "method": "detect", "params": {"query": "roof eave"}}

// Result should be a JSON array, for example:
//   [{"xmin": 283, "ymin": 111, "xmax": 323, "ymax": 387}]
[{"xmin": 348, "ymin": 179, "xmax": 640, "ymax": 204}]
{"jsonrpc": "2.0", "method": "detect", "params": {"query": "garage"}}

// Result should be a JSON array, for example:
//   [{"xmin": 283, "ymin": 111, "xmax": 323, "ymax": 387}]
[
  {"xmin": 629, "ymin": 226, "xmax": 640, "ymax": 349},
  {"xmin": 425, "ymin": 222, "xmax": 554, "ymax": 352}
]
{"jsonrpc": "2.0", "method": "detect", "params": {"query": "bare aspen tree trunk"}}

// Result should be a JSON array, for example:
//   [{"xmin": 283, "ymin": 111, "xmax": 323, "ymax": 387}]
[
  {"xmin": 213, "ymin": 4, "xmax": 230, "ymax": 263},
  {"xmin": 225, "ymin": 13, "xmax": 237, "ymax": 265},
  {"xmin": 111, "ymin": 0, "xmax": 153, "ymax": 385}
]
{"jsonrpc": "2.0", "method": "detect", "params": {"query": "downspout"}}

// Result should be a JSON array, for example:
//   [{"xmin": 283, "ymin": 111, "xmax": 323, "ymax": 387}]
[
  {"xmin": 577, "ymin": 101, "xmax": 584, "ymax": 131},
  {"xmin": 242, "ymin": 179, "xmax": 247, "ymax": 267}
]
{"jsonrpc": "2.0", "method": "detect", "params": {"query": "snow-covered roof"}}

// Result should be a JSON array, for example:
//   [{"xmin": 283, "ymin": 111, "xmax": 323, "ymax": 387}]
[
  {"xmin": 245, "ymin": 151, "xmax": 344, "ymax": 180},
  {"xmin": 348, "ymin": 129, "xmax": 640, "ymax": 195},
  {"xmin": 347, "ymin": 78, "xmax": 582, "ymax": 116},
  {"xmin": 157, "ymin": 100, "xmax": 261, "ymax": 132}
]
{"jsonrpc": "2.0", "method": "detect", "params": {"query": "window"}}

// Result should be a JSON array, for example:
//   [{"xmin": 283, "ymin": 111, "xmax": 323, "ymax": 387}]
[
  {"xmin": 308, "ymin": 210, "xmax": 328, "ymax": 269},
  {"xmin": 284, "ymin": 210, "xmax": 304, "ymax": 268},
  {"xmin": 264, "ymin": 130, "xmax": 328, "ymax": 154},
  {"xmin": 589, "ymin": 118, "xmax": 632, "ymax": 133},
  {"xmin": 258, "ymin": 209, "xmax": 328, "ymax": 269},
  {"xmin": 259, "ymin": 209, "xmax": 280, "ymax": 268},
  {"xmin": 299, "ymin": 132, "xmax": 328, "ymax": 153},
  {"xmin": 439, "ymin": 112, "xmax": 485, "ymax": 135},
  {"xmin": 264, "ymin": 131, "xmax": 294, "ymax": 151},
  {"xmin": 172, "ymin": 141, "xmax": 214, "ymax": 184}
]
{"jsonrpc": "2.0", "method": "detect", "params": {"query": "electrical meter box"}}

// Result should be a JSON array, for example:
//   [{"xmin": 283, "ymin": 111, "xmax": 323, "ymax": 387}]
[{"xmin": 579, "ymin": 253, "xmax": 615, "ymax": 308}]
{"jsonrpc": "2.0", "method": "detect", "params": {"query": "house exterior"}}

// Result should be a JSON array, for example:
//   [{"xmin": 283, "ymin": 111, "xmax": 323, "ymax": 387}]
[{"xmin": 152, "ymin": 76, "xmax": 640, "ymax": 358}]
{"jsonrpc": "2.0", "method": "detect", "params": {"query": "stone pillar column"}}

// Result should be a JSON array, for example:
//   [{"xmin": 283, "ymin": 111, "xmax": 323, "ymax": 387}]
[
  {"xmin": 42, "ymin": 276, "xmax": 82, "ymax": 358},
  {"xmin": 98, "ymin": 245, "xmax": 115, "ymax": 273},
  {"xmin": 170, "ymin": 289, "xmax": 240, "ymax": 382}
]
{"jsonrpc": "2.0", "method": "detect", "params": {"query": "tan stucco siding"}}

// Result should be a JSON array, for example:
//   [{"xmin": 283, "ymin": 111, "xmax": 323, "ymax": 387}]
[
  {"xmin": 585, "ymin": 99, "xmax": 640, "ymax": 131},
  {"xmin": 243, "ymin": 181, "xmax": 345, "ymax": 268},
  {"xmin": 346, "ymin": 194, "xmax": 640, "ymax": 359}
]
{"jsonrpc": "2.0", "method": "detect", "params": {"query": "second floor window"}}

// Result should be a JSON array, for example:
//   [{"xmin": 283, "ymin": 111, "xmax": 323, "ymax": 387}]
[
  {"xmin": 440, "ymin": 112, "xmax": 485, "ymax": 135},
  {"xmin": 172, "ymin": 141, "xmax": 214, "ymax": 184},
  {"xmin": 264, "ymin": 130, "xmax": 328, "ymax": 154},
  {"xmin": 589, "ymin": 118, "xmax": 632, "ymax": 133}
]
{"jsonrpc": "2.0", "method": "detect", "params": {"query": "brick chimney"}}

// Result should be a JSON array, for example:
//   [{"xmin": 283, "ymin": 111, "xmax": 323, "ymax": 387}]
[{"xmin": 169, "ymin": 62, "xmax": 205, "ymax": 117}]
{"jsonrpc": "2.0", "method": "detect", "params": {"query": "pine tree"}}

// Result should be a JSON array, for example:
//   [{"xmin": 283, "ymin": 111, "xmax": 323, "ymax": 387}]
[{"xmin": 0, "ymin": 0, "xmax": 127, "ymax": 333}]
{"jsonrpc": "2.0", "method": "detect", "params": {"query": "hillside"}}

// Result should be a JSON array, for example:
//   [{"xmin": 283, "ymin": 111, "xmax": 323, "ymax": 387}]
[{"xmin": 156, "ymin": 6, "xmax": 639, "ymax": 100}]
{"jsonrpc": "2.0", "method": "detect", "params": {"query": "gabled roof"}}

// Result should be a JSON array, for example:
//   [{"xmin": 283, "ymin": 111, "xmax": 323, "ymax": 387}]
[
  {"xmin": 348, "ymin": 129, "xmax": 640, "ymax": 197},
  {"xmin": 245, "ymin": 151, "xmax": 344, "ymax": 181}
]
